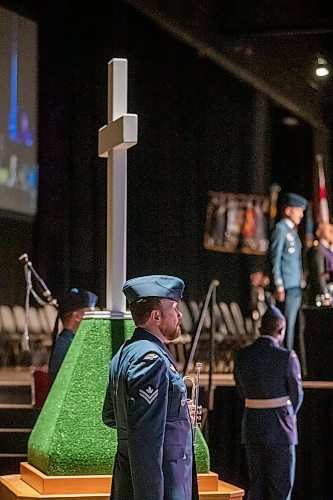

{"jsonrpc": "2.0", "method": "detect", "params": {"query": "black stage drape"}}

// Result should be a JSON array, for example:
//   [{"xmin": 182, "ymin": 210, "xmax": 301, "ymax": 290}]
[
  {"xmin": 0, "ymin": 0, "xmax": 313, "ymax": 309},
  {"xmin": 0, "ymin": 1, "xmax": 329, "ymax": 495},
  {"xmin": 32, "ymin": 0, "xmax": 314, "ymax": 310},
  {"xmin": 208, "ymin": 386, "xmax": 333, "ymax": 500},
  {"xmin": 34, "ymin": 0, "xmax": 258, "ymax": 306}
]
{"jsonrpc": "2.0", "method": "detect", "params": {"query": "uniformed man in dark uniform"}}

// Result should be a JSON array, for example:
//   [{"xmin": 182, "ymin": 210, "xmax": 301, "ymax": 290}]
[
  {"xmin": 269, "ymin": 192, "xmax": 307, "ymax": 349},
  {"xmin": 307, "ymin": 222, "xmax": 333, "ymax": 304},
  {"xmin": 102, "ymin": 275, "xmax": 199, "ymax": 500},
  {"xmin": 234, "ymin": 305, "xmax": 304, "ymax": 500},
  {"xmin": 48, "ymin": 288, "xmax": 98, "ymax": 382}
]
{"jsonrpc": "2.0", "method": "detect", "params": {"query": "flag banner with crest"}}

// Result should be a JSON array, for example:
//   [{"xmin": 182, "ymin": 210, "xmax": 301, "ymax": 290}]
[{"xmin": 204, "ymin": 191, "xmax": 270, "ymax": 255}]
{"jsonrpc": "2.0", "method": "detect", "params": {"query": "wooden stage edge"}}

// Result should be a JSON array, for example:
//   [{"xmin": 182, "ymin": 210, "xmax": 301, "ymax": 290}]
[
  {"xmin": 1, "ymin": 368, "xmax": 333, "ymax": 390},
  {"xmin": 194, "ymin": 374, "xmax": 333, "ymax": 389},
  {"xmin": 0, "ymin": 463, "xmax": 244, "ymax": 499}
]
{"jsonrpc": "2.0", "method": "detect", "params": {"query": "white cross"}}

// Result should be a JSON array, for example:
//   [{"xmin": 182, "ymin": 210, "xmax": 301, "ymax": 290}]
[{"xmin": 98, "ymin": 59, "xmax": 138, "ymax": 315}]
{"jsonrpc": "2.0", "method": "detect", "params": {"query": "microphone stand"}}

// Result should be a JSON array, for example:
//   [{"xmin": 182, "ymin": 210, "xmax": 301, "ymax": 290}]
[
  {"xmin": 18, "ymin": 253, "xmax": 58, "ymax": 354},
  {"xmin": 183, "ymin": 279, "xmax": 220, "ymax": 376},
  {"xmin": 208, "ymin": 284, "xmax": 217, "ymax": 412},
  {"xmin": 18, "ymin": 254, "xmax": 57, "ymax": 306},
  {"xmin": 183, "ymin": 279, "xmax": 220, "ymax": 444}
]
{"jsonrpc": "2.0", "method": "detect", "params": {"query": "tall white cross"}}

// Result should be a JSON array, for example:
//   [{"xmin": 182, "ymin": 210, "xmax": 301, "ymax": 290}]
[{"xmin": 98, "ymin": 59, "xmax": 138, "ymax": 315}]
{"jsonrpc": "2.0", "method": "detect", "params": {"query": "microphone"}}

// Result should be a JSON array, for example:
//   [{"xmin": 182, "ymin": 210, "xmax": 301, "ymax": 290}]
[{"xmin": 18, "ymin": 253, "xmax": 57, "ymax": 305}]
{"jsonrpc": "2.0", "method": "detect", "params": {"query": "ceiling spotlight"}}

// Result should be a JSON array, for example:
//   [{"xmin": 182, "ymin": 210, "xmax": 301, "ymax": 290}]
[
  {"xmin": 282, "ymin": 116, "xmax": 299, "ymax": 127},
  {"xmin": 315, "ymin": 56, "xmax": 330, "ymax": 77}
]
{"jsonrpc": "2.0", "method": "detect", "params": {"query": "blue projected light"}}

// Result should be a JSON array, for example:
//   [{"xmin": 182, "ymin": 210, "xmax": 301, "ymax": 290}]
[
  {"xmin": 0, "ymin": 6, "xmax": 38, "ymax": 216},
  {"xmin": 8, "ymin": 14, "xmax": 18, "ymax": 142}
]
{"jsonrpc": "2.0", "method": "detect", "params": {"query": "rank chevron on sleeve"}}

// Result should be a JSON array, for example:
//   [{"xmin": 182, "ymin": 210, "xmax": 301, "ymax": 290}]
[{"xmin": 139, "ymin": 386, "xmax": 158, "ymax": 404}]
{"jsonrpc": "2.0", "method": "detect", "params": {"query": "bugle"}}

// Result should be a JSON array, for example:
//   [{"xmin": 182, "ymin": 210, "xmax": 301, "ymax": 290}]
[{"xmin": 183, "ymin": 362, "xmax": 203, "ymax": 444}]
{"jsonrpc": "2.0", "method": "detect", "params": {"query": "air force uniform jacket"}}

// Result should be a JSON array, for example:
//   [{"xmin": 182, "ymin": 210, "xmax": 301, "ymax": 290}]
[
  {"xmin": 270, "ymin": 219, "xmax": 303, "ymax": 290},
  {"xmin": 48, "ymin": 329, "xmax": 74, "ymax": 382},
  {"xmin": 234, "ymin": 336, "xmax": 304, "ymax": 445},
  {"xmin": 102, "ymin": 328, "xmax": 196, "ymax": 500}
]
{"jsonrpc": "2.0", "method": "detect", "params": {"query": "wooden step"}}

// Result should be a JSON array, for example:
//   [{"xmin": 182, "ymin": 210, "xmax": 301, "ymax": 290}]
[
  {"xmin": 0, "ymin": 455, "xmax": 27, "ymax": 475},
  {"xmin": 0, "ymin": 429, "xmax": 31, "ymax": 454},
  {"xmin": 0, "ymin": 384, "xmax": 32, "ymax": 405},
  {"xmin": 0, "ymin": 407, "xmax": 39, "ymax": 428},
  {"xmin": 0, "ymin": 473, "xmax": 245, "ymax": 499},
  {"xmin": 0, "ymin": 406, "xmax": 40, "ymax": 475}
]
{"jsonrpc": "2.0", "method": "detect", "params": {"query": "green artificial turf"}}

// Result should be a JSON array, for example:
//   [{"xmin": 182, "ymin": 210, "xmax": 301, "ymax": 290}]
[{"xmin": 28, "ymin": 316, "xmax": 210, "ymax": 475}]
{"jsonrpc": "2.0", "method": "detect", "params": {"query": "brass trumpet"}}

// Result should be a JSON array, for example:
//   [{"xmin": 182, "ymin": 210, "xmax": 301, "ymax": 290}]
[{"xmin": 183, "ymin": 362, "xmax": 203, "ymax": 444}]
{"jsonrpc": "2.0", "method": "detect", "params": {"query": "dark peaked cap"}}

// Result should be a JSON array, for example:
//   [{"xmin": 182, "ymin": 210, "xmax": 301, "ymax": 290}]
[
  {"xmin": 280, "ymin": 192, "xmax": 307, "ymax": 209},
  {"xmin": 123, "ymin": 275, "xmax": 185, "ymax": 304},
  {"xmin": 58, "ymin": 288, "xmax": 98, "ymax": 317}
]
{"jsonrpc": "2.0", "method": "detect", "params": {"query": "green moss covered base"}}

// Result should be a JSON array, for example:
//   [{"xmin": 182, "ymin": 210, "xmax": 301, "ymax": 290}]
[
  {"xmin": 28, "ymin": 315, "xmax": 210, "ymax": 475},
  {"xmin": 28, "ymin": 317, "xmax": 134, "ymax": 475}
]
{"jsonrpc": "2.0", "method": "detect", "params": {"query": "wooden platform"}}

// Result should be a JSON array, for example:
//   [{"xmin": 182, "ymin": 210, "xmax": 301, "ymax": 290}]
[
  {"xmin": 0, "ymin": 463, "xmax": 244, "ymax": 499},
  {"xmin": 20, "ymin": 463, "xmax": 222, "ymax": 494}
]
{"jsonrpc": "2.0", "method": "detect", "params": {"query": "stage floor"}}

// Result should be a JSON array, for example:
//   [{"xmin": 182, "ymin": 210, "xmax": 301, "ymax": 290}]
[
  {"xmin": 0, "ymin": 367, "xmax": 33, "ymax": 384},
  {"xmin": 1, "ymin": 367, "xmax": 332, "ymax": 389}
]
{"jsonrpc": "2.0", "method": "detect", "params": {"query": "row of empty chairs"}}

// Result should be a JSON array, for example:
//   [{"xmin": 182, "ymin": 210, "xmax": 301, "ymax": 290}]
[
  {"xmin": 168, "ymin": 300, "xmax": 256, "ymax": 374},
  {"xmin": 0, "ymin": 305, "xmax": 58, "ymax": 366},
  {"xmin": 1, "ymin": 300, "xmax": 254, "ymax": 371}
]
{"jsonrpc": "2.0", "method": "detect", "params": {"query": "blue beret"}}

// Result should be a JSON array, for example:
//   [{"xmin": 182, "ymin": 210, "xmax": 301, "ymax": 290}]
[
  {"xmin": 280, "ymin": 192, "xmax": 307, "ymax": 209},
  {"xmin": 58, "ymin": 288, "xmax": 98, "ymax": 316},
  {"xmin": 123, "ymin": 275, "xmax": 185, "ymax": 304}
]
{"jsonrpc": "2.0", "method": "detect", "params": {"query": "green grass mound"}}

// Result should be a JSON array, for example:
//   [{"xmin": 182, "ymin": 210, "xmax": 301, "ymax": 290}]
[
  {"xmin": 195, "ymin": 428, "xmax": 210, "ymax": 473},
  {"xmin": 28, "ymin": 316, "xmax": 210, "ymax": 475},
  {"xmin": 28, "ymin": 317, "xmax": 134, "ymax": 475}
]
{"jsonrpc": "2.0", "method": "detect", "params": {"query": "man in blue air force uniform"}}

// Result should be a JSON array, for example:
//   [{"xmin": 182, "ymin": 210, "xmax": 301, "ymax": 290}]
[
  {"xmin": 48, "ymin": 288, "xmax": 98, "ymax": 383},
  {"xmin": 234, "ymin": 305, "xmax": 304, "ymax": 500},
  {"xmin": 102, "ymin": 275, "xmax": 199, "ymax": 500},
  {"xmin": 269, "ymin": 192, "xmax": 307, "ymax": 349}
]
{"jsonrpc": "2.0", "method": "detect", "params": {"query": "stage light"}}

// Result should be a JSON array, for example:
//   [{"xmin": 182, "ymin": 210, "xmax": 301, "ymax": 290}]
[
  {"xmin": 315, "ymin": 56, "xmax": 330, "ymax": 77},
  {"xmin": 282, "ymin": 116, "xmax": 299, "ymax": 126}
]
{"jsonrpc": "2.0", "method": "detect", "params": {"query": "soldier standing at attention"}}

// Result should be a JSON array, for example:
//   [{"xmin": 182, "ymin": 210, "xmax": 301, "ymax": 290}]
[
  {"xmin": 269, "ymin": 192, "xmax": 307, "ymax": 349},
  {"xmin": 102, "ymin": 275, "xmax": 199, "ymax": 500},
  {"xmin": 48, "ymin": 288, "xmax": 98, "ymax": 383},
  {"xmin": 234, "ymin": 305, "xmax": 304, "ymax": 500}
]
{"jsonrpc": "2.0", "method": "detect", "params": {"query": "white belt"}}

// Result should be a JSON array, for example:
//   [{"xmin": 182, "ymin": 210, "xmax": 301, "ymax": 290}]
[{"xmin": 245, "ymin": 396, "xmax": 291, "ymax": 409}]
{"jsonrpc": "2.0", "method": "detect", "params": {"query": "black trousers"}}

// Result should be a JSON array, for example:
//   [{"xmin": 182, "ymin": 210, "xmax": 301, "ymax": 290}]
[{"xmin": 246, "ymin": 442, "xmax": 295, "ymax": 500}]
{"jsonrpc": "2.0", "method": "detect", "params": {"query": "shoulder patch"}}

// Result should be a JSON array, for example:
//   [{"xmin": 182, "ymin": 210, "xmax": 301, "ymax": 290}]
[{"xmin": 143, "ymin": 352, "xmax": 159, "ymax": 362}]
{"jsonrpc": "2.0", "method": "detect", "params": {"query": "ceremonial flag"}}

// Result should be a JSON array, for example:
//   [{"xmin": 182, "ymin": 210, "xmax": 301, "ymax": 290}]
[{"xmin": 316, "ymin": 154, "xmax": 330, "ymax": 224}]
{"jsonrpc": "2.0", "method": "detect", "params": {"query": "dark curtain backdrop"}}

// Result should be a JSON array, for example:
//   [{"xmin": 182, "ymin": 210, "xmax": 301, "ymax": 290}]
[
  {"xmin": 33, "ymin": 0, "xmax": 261, "ymax": 308},
  {"xmin": 0, "ymin": 0, "xmax": 328, "ymax": 497},
  {"xmin": 0, "ymin": 0, "xmax": 314, "ymax": 309}
]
